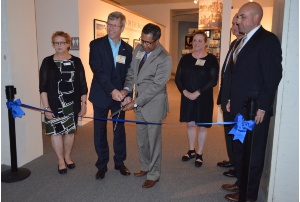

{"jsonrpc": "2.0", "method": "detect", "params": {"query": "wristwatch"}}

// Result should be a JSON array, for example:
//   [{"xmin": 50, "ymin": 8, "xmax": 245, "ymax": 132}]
[{"xmin": 134, "ymin": 103, "xmax": 138, "ymax": 108}]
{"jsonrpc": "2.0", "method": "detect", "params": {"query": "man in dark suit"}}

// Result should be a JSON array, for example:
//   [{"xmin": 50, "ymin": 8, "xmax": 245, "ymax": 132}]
[
  {"xmin": 221, "ymin": 2, "xmax": 282, "ymax": 201},
  {"xmin": 89, "ymin": 11, "xmax": 133, "ymax": 180},
  {"xmin": 121, "ymin": 23, "xmax": 172, "ymax": 188},
  {"xmin": 217, "ymin": 14, "xmax": 244, "ymax": 178}
]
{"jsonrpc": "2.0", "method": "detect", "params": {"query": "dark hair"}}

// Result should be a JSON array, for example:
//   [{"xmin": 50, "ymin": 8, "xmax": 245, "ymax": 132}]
[
  {"xmin": 194, "ymin": 31, "xmax": 208, "ymax": 43},
  {"xmin": 51, "ymin": 31, "xmax": 71, "ymax": 50},
  {"xmin": 142, "ymin": 23, "xmax": 161, "ymax": 41},
  {"xmin": 107, "ymin": 11, "xmax": 126, "ymax": 27}
]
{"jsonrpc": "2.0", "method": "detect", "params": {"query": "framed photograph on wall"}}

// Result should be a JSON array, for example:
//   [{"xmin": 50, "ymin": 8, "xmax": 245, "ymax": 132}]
[
  {"xmin": 213, "ymin": 30, "xmax": 221, "ymax": 40},
  {"xmin": 94, "ymin": 19, "xmax": 106, "ymax": 39},
  {"xmin": 185, "ymin": 36, "xmax": 193, "ymax": 49},
  {"xmin": 133, "ymin": 39, "xmax": 140, "ymax": 49},
  {"xmin": 208, "ymin": 40, "xmax": 219, "ymax": 48},
  {"xmin": 122, "ymin": 38, "xmax": 129, "ymax": 44}
]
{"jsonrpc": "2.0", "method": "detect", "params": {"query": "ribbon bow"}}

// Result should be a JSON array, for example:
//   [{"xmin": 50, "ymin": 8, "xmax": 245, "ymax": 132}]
[
  {"xmin": 229, "ymin": 113, "xmax": 255, "ymax": 143},
  {"xmin": 6, "ymin": 99, "xmax": 25, "ymax": 118}
]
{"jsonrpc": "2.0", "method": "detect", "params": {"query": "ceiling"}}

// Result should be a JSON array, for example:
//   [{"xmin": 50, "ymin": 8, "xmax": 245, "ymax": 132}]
[{"xmin": 109, "ymin": 0, "xmax": 273, "ymax": 8}]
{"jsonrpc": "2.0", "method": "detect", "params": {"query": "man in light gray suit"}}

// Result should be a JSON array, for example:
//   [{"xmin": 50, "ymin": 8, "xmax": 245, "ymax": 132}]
[{"xmin": 121, "ymin": 23, "xmax": 172, "ymax": 188}]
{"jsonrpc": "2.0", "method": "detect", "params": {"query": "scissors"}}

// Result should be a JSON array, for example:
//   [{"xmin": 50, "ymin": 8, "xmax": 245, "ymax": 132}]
[{"xmin": 111, "ymin": 96, "xmax": 129, "ymax": 131}]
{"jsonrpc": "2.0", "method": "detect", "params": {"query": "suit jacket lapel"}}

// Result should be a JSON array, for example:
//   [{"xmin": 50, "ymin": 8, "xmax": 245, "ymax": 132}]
[
  {"xmin": 103, "ymin": 35, "xmax": 116, "ymax": 70},
  {"xmin": 237, "ymin": 26, "xmax": 264, "ymax": 59}
]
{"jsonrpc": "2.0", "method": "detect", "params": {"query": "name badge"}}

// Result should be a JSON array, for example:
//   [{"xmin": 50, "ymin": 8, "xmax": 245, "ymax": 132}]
[
  {"xmin": 116, "ymin": 55, "xmax": 126, "ymax": 64},
  {"xmin": 64, "ymin": 62, "xmax": 71, "ymax": 66},
  {"xmin": 195, "ymin": 59, "xmax": 206, "ymax": 66},
  {"xmin": 135, "ymin": 51, "xmax": 144, "ymax": 60}
]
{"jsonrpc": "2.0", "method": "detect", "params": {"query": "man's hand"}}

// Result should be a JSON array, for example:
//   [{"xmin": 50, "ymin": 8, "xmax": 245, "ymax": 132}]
[
  {"xmin": 111, "ymin": 89, "xmax": 125, "ymax": 101},
  {"xmin": 120, "ymin": 89, "xmax": 129, "ymax": 97},
  {"xmin": 121, "ymin": 96, "xmax": 132, "ymax": 106},
  {"xmin": 255, "ymin": 109, "xmax": 265, "ymax": 124},
  {"xmin": 226, "ymin": 100, "xmax": 230, "ymax": 112},
  {"xmin": 123, "ymin": 100, "xmax": 135, "ymax": 111}
]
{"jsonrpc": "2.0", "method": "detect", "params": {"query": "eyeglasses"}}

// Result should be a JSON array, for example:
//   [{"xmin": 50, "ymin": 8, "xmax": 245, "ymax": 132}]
[
  {"xmin": 139, "ymin": 37, "xmax": 157, "ymax": 45},
  {"xmin": 53, "ymin": 42, "xmax": 67, "ymax": 46},
  {"xmin": 106, "ymin": 23, "xmax": 122, "ymax": 29}
]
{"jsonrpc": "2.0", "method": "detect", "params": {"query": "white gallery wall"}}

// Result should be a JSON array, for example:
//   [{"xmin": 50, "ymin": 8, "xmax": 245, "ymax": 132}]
[
  {"xmin": 1, "ymin": 0, "xmax": 43, "ymax": 166},
  {"xmin": 267, "ymin": 0, "xmax": 299, "ymax": 201}
]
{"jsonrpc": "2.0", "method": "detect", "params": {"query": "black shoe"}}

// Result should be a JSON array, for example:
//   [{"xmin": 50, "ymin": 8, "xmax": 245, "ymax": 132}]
[
  {"xmin": 223, "ymin": 169, "xmax": 236, "ymax": 177},
  {"xmin": 195, "ymin": 154, "xmax": 203, "ymax": 167},
  {"xmin": 58, "ymin": 165, "xmax": 67, "ymax": 174},
  {"xmin": 96, "ymin": 170, "xmax": 106, "ymax": 179},
  {"xmin": 182, "ymin": 149, "xmax": 196, "ymax": 161},
  {"xmin": 114, "ymin": 165, "xmax": 131, "ymax": 176},
  {"xmin": 217, "ymin": 160, "xmax": 233, "ymax": 168},
  {"xmin": 65, "ymin": 160, "xmax": 75, "ymax": 169}
]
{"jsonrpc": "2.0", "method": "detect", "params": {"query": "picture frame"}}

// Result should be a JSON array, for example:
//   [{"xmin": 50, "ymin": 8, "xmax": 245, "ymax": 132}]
[
  {"xmin": 133, "ymin": 39, "xmax": 140, "ymax": 49},
  {"xmin": 208, "ymin": 40, "xmax": 219, "ymax": 48},
  {"xmin": 213, "ymin": 30, "xmax": 221, "ymax": 40},
  {"xmin": 185, "ymin": 36, "xmax": 193, "ymax": 49},
  {"xmin": 121, "ymin": 37, "xmax": 129, "ymax": 44},
  {"xmin": 94, "ymin": 19, "xmax": 106, "ymax": 39}
]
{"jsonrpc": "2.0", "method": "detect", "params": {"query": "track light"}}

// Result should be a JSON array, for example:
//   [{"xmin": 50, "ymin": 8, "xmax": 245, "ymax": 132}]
[{"xmin": 194, "ymin": 0, "xmax": 198, "ymax": 4}]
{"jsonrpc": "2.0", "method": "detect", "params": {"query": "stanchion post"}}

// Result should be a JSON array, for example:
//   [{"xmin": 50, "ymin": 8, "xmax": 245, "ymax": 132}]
[
  {"xmin": 1, "ymin": 85, "xmax": 31, "ymax": 183},
  {"xmin": 238, "ymin": 98, "xmax": 258, "ymax": 202}
]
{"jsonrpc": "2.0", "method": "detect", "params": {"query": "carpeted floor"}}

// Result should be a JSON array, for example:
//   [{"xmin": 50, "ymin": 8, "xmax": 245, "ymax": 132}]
[{"xmin": 1, "ymin": 79, "xmax": 264, "ymax": 202}]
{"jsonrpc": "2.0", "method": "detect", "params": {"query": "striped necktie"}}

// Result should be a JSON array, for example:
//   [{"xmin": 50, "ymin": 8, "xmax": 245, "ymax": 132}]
[
  {"xmin": 224, "ymin": 39, "xmax": 240, "ymax": 72},
  {"xmin": 233, "ymin": 35, "xmax": 247, "ymax": 63}
]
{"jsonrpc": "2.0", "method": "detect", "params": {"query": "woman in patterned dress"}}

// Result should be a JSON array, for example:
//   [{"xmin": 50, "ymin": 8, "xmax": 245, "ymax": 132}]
[
  {"xmin": 175, "ymin": 31, "xmax": 219, "ymax": 167},
  {"xmin": 39, "ymin": 31, "xmax": 88, "ymax": 174}
]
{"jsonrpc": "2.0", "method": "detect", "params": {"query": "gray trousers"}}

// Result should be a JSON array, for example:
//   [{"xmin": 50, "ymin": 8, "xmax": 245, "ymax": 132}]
[{"xmin": 135, "ymin": 108, "xmax": 162, "ymax": 181}]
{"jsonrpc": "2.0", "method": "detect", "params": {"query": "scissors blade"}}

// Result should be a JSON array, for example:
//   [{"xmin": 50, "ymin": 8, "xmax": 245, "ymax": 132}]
[{"xmin": 110, "ymin": 107, "xmax": 123, "ymax": 118}]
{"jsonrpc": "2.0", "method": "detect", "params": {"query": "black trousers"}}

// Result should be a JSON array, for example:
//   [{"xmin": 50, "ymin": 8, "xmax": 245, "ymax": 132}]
[
  {"xmin": 233, "ymin": 112, "xmax": 271, "ymax": 200},
  {"xmin": 223, "ymin": 112, "xmax": 235, "ymax": 165},
  {"xmin": 93, "ymin": 103, "xmax": 127, "ymax": 171}
]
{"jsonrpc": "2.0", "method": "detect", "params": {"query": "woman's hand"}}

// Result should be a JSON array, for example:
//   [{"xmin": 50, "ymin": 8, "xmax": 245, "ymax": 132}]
[
  {"xmin": 79, "ymin": 104, "xmax": 87, "ymax": 117},
  {"xmin": 183, "ymin": 90, "xmax": 200, "ymax": 100},
  {"xmin": 45, "ymin": 108, "xmax": 55, "ymax": 120}
]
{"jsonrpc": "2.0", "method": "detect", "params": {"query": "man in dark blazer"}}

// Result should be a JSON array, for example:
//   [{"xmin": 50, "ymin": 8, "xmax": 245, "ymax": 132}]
[
  {"xmin": 122, "ymin": 23, "xmax": 172, "ymax": 188},
  {"xmin": 221, "ymin": 2, "xmax": 282, "ymax": 202},
  {"xmin": 89, "ymin": 11, "xmax": 133, "ymax": 180},
  {"xmin": 217, "ymin": 14, "xmax": 244, "ymax": 178}
]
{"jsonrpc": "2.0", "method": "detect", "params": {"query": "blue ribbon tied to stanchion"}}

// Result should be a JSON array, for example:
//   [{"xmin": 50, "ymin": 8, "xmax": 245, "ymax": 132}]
[
  {"xmin": 229, "ymin": 113, "xmax": 255, "ymax": 143},
  {"xmin": 6, "ymin": 99, "xmax": 25, "ymax": 118}
]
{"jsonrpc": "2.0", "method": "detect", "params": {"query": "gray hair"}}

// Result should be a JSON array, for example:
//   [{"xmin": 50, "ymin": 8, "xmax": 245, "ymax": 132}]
[{"xmin": 107, "ymin": 11, "xmax": 126, "ymax": 27}]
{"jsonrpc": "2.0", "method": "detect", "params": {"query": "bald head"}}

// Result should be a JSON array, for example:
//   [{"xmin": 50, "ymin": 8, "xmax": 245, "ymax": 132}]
[
  {"xmin": 241, "ymin": 2, "xmax": 263, "ymax": 21},
  {"xmin": 237, "ymin": 2, "xmax": 263, "ymax": 34}
]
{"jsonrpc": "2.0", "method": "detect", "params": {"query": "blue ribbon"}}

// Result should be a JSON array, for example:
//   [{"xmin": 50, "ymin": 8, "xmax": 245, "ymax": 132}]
[
  {"xmin": 228, "ymin": 113, "xmax": 255, "ymax": 143},
  {"xmin": 6, "ymin": 99, "xmax": 25, "ymax": 118},
  {"xmin": 9, "ymin": 99, "xmax": 247, "ymax": 130}
]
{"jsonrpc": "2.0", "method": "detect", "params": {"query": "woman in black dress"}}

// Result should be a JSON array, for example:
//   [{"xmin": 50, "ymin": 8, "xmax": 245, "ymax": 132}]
[
  {"xmin": 175, "ymin": 31, "xmax": 219, "ymax": 167},
  {"xmin": 39, "ymin": 31, "xmax": 88, "ymax": 174}
]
